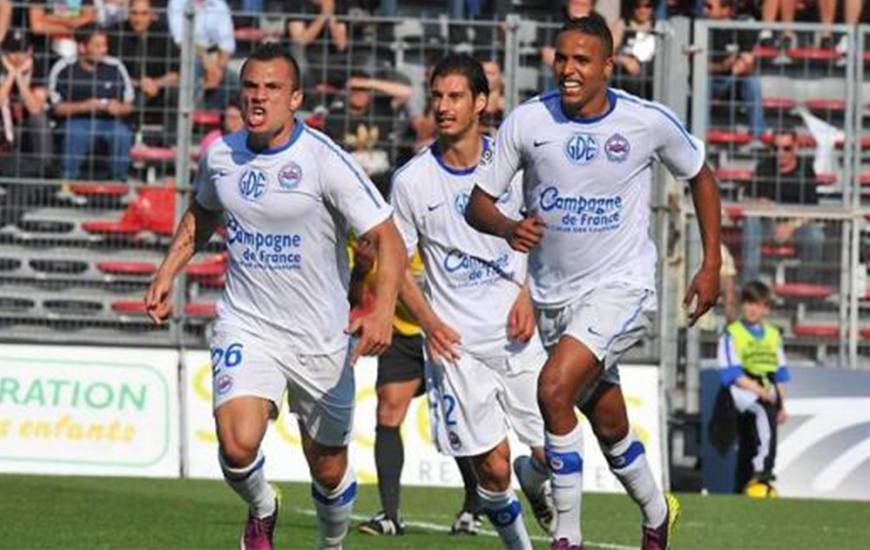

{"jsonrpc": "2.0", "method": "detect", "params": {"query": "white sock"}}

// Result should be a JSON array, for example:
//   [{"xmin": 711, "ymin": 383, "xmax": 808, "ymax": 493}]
[
  {"xmin": 478, "ymin": 485, "xmax": 532, "ymax": 550},
  {"xmin": 312, "ymin": 466, "xmax": 357, "ymax": 550},
  {"xmin": 219, "ymin": 450, "xmax": 276, "ymax": 518},
  {"xmin": 516, "ymin": 454, "xmax": 549, "ymax": 498},
  {"xmin": 545, "ymin": 424, "xmax": 584, "ymax": 545},
  {"xmin": 603, "ymin": 433, "xmax": 667, "ymax": 527}
]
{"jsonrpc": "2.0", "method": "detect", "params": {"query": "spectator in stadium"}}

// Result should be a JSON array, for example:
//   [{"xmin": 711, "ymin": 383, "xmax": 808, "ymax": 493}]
[
  {"xmin": 818, "ymin": 0, "xmax": 864, "ymax": 52},
  {"xmin": 540, "ymin": 1, "xmax": 621, "ymax": 68},
  {"xmin": 48, "ymin": 24, "xmax": 134, "ymax": 181},
  {"xmin": 716, "ymin": 280, "xmax": 789, "ymax": 497},
  {"xmin": 286, "ymin": 0, "xmax": 348, "ymax": 88},
  {"xmin": 741, "ymin": 129, "xmax": 824, "ymax": 285},
  {"xmin": 0, "ymin": 1, "xmax": 11, "ymax": 45},
  {"xmin": 167, "ymin": 0, "xmax": 236, "ymax": 109},
  {"xmin": 0, "ymin": 29, "xmax": 52, "ymax": 177},
  {"xmin": 705, "ymin": 0, "xmax": 767, "ymax": 141},
  {"xmin": 112, "ymin": 0, "xmax": 180, "ymax": 130},
  {"xmin": 0, "ymin": 28, "xmax": 53, "ymax": 226},
  {"xmin": 480, "ymin": 59, "xmax": 504, "ymax": 136},
  {"xmin": 612, "ymin": 0, "xmax": 657, "ymax": 99},
  {"xmin": 758, "ymin": 0, "xmax": 796, "ymax": 56},
  {"xmin": 325, "ymin": 72, "xmax": 413, "ymax": 192},
  {"xmin": 29, "ymin": 1, "xmax": 97, "ymax": 79}
]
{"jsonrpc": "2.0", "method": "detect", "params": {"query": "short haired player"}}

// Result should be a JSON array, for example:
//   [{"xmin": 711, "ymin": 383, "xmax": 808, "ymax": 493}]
[
  {"xmin": 144, "ymin": 43, "xmax": 405, "ymax": 550},
  {"xmin": 465, "ymin": 17, "xmax": 722, "ymax": 550},
  {"xmin": 391, "ymin": 54, "xmax": 555, "ymax": 550}
]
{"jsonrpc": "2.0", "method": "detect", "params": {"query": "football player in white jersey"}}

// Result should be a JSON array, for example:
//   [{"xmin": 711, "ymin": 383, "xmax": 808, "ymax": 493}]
[
  {"xmin": 144, "ymin": 43, "xmax": 405, "ymax": 550},
  {"xmin": 391, "ymin": 54, "xmax": 554, "ymax": 550},
  {"xmin": 466, "ymin": 17, "xmax": 722, "ymax": 550}
]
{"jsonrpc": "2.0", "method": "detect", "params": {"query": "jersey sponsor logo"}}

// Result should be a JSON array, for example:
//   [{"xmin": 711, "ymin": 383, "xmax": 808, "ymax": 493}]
[
  {"xmin": 539, "ymin": 186, "xmax": 623, "ymax": 233},
  {"xmin": 564, "ymin": 133, "xmax": 599, "ymax": 165},
  {"xmin": 442, "ymin": 248, "xmax": 512, "ymax": 288},
  {"xmin": 225, "ymin": 214, "xmax": 304, "ymax": 270},
  {"xmin": 277, "ymin": 161, "xmax": 303, "ymax": 191},
  {"xmin": 238, "ymin": 168, "xmax": 267, "ymax": 201},
  {"xmin": 604, "ymin": 133, "xmax": 631, "ymax": 163}
]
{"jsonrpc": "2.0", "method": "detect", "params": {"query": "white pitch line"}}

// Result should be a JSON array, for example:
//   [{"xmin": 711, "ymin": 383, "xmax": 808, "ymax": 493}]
[{"xmin": 294, "ymin": 509, "xmax": 635, "ymax": 550}]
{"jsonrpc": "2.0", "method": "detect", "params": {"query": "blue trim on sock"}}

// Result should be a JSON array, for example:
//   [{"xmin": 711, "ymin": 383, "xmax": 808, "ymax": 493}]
[
  {"xmin": 221, "ymin": 455, "xmax": 265, "ymax": 481},
  {"xmin": 607, "ymin": 441, "xmax": 645, "ymax": 470},
  {"xmin": 545, "ymin": 449, "xmax": 583, "ymax": 475},
  {"xmin": 311, "ymin": 481, "xmax": 358, "ymax": 507},
  {"xmin": 486, "ymin": 499, "xmax": 522, "ymax": 527}
]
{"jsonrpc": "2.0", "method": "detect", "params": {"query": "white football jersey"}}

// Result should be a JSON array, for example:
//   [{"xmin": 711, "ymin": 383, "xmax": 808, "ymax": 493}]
[
  {"xmin": 477, "ymin": 88, "xmax": 706, "ymax": 308},
  {"xmin": 392, "ymin": 137, "xmax": 534, "ymax": 357},
  {"xmin": 195, "ymin": 122, "xmax": 392, "ymax": 353}
]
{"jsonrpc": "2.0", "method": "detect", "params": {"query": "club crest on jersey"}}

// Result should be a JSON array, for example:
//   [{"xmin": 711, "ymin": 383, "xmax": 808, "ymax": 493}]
[
  {"xmin": 564, "ymin": 133, "xmax": 599, "ymax": 165},
  {"xmin": 604, "ymin": 133, "xmax": 631, "ymax": 163},
  {"xmin": 238, "ymin": 168, "xmax": 267, "ymax": 201},
  {"xmin": 215, "ymin": 374, "xmax": 234, "ymax": 395},
  {"xmin": 277, "ymin": 161, "xmax": 303, "ymax": 191},
  {"xmin": 448, "ymin": 431, "xmax": 462, "ymax": 451},
  {"xmin": 454, "ymin": 192, "xmax": 470, "ymax": 216}
]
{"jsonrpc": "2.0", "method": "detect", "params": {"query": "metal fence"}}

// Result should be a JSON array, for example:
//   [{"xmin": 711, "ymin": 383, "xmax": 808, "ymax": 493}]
[{"xmin": 0, "ymin": 5, "xmax": 868, "ymax": 389}]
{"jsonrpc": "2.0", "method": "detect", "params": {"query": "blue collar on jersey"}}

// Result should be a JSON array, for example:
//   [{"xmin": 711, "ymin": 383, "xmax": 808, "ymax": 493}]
[
  {"xmin": 555, "ymin": 88, "xmax": 618, "ymax": 125},
  {"xmin": 431, "ymin": 136, "xmax": 490, "ymax": 176},
  {"xmin": 244, "ymin": 118, "xmax": 305, "ymax": 155}
]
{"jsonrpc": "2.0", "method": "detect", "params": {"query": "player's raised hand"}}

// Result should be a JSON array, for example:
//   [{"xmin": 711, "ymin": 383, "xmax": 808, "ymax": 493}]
[
  {"xmin": 507, "ymin": 216, "xmax": 546, "ymax": 253},
  {"xmin": 345, "ymin": 308, "xmax": 393, "ymax": 366},
  {"xmin": 507, "ymin": 287, "xmax": 535, "ymax": 343},
  {"xmin": 684, "ymin": 265, "xmax": 720, "ymax": 326},
  {"xmin": 422, "ymin": 317, "xmax": 461, "ymax": 363},
  {"xmin": 144, "ymin": 273, "xmax": 174, "ymax": 325}
]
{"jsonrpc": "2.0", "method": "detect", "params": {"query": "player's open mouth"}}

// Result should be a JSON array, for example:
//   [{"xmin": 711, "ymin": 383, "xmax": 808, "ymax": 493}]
[
  {"xmin": 247, "ymin": 106, "xmax": 266, "ymax": 127},
  {"xmin": 560, "ymin": 80, "xmax": 582, "ymax": 94}
]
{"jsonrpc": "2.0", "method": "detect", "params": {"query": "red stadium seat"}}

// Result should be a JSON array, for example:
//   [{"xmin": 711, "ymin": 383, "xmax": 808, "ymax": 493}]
[
  {"xmin": 111, "ymin": 300, "xmax": 148, "ymax": 315},
  {"xmin": 186, "ymin": 253, "xmax": 227, "ymax": 278},
  {"xmin": 793, "ymin": 322, "xmax": 839, "ymax": 339},
  {"xmin": 193, "ymin": 110, "xmax": 221, "ymax": 127},
  {"xmin": 814, "ymin": 173, "xmax": 837, "ymax": 185},
  {"xmin": 83, "ymin": 184, "xmax": 176, "ymax": 237},
  {"xmin": 761, "ymin": 131, "xmax": 816, "ymax": 149},
  {"xmin": 805, "ymin": 99, "xmax": 846, "ymax": 112},
  {"xmin": 716, "ymin": 168, "xmax": 754, "ymax": 182},
  {"xmin": 753, "ymin": 45, "xmax": 777, "ymax": 59},
  {"xmin": 97, "ymin": 261, "xmax": 157, "ymax": 275},
  {"xmin": 761, "ymin": 244, "xmax": 796, "ymax": 257},
  {"xmin": 129, "ymin": 144, "xmax": 175, "ymax": 163},
  {"xmin": 787, "ymin": 47, "xmax": 839, "ymax": 61},
  {"xmin": 184, "ymin": 302, "xmax": 217, "ymax": 317},
  {"xmin": 723, "ymin": 204, "xmax": 744, "ymax": 222},
  {"xmin": 860, "ymin": 172, "xmax": 870, "ymax": 186},
  {"xmin": 707, "ymin": 129, "xmax": 752, "ymax": 146},
  {"xmin": 762, "ymin": 97, "xmax": 797, "ymax": 110},
  {"xmin": 861, "ymin": 327, "xmax": 870, "ymax": 339},
  {"xmin": 71, "ymin": 183, "xmax": 129, "ymax": 198},
  {"xmin": 774, "ymin": 283, "xmax": 834, "ymax": 300}
]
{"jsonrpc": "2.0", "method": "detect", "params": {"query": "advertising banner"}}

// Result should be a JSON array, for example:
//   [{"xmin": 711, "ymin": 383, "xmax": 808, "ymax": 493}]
[
  {"xmin": 184, "ymin": 350, "xmax": 663, "ymax": 492},
  {"xmin": 0, "ymin": 345, "xmax": 180, "ymax": 477}
]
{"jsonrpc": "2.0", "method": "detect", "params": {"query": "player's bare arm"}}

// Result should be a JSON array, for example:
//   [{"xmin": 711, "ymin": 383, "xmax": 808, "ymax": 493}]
[
  {"xmin": 346, "ymin": 218, "xmax": 406, "ymax": 364},
  {"xmin": 507, "ymin": 285, "xmax": 535, "ymax": 343},
  {"xmin": 398, "ymin": 262, "xmax": 461, "ymax": 362},
  {"xmin": 684, "ymin": 163, "xmax": 722, "ymax": 326},
  {"xmin": 466, "ymin": 186, "xmax": 546, "ymax": 253},
  {"xmin": 145, "ymin": 201, "xmax": 222, "ymax": 324}
]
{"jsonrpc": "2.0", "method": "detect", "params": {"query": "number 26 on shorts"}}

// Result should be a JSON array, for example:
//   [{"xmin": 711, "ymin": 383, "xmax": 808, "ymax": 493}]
[{"xmin": 211, "ymin": 343, "xmax": 244, "ymax": 372}]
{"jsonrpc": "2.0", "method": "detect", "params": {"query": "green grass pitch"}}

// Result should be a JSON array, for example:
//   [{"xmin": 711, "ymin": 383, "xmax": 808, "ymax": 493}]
[{"xmin": 1, "ymin": 474, "xmax": 868, "ymax": 549}]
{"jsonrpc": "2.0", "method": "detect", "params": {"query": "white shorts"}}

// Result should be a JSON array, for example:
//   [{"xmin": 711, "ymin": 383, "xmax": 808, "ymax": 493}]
[
  {"xmin": 209, "ymin": 326, "xmax": 354, "ymax": 447},
  {"xmin": 425, "ymin": 341, "xmax": 546, "ymax": 457},
  {"xmin": 536, "ymin": 281, "xmax": 656, "ymax": 406}
]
